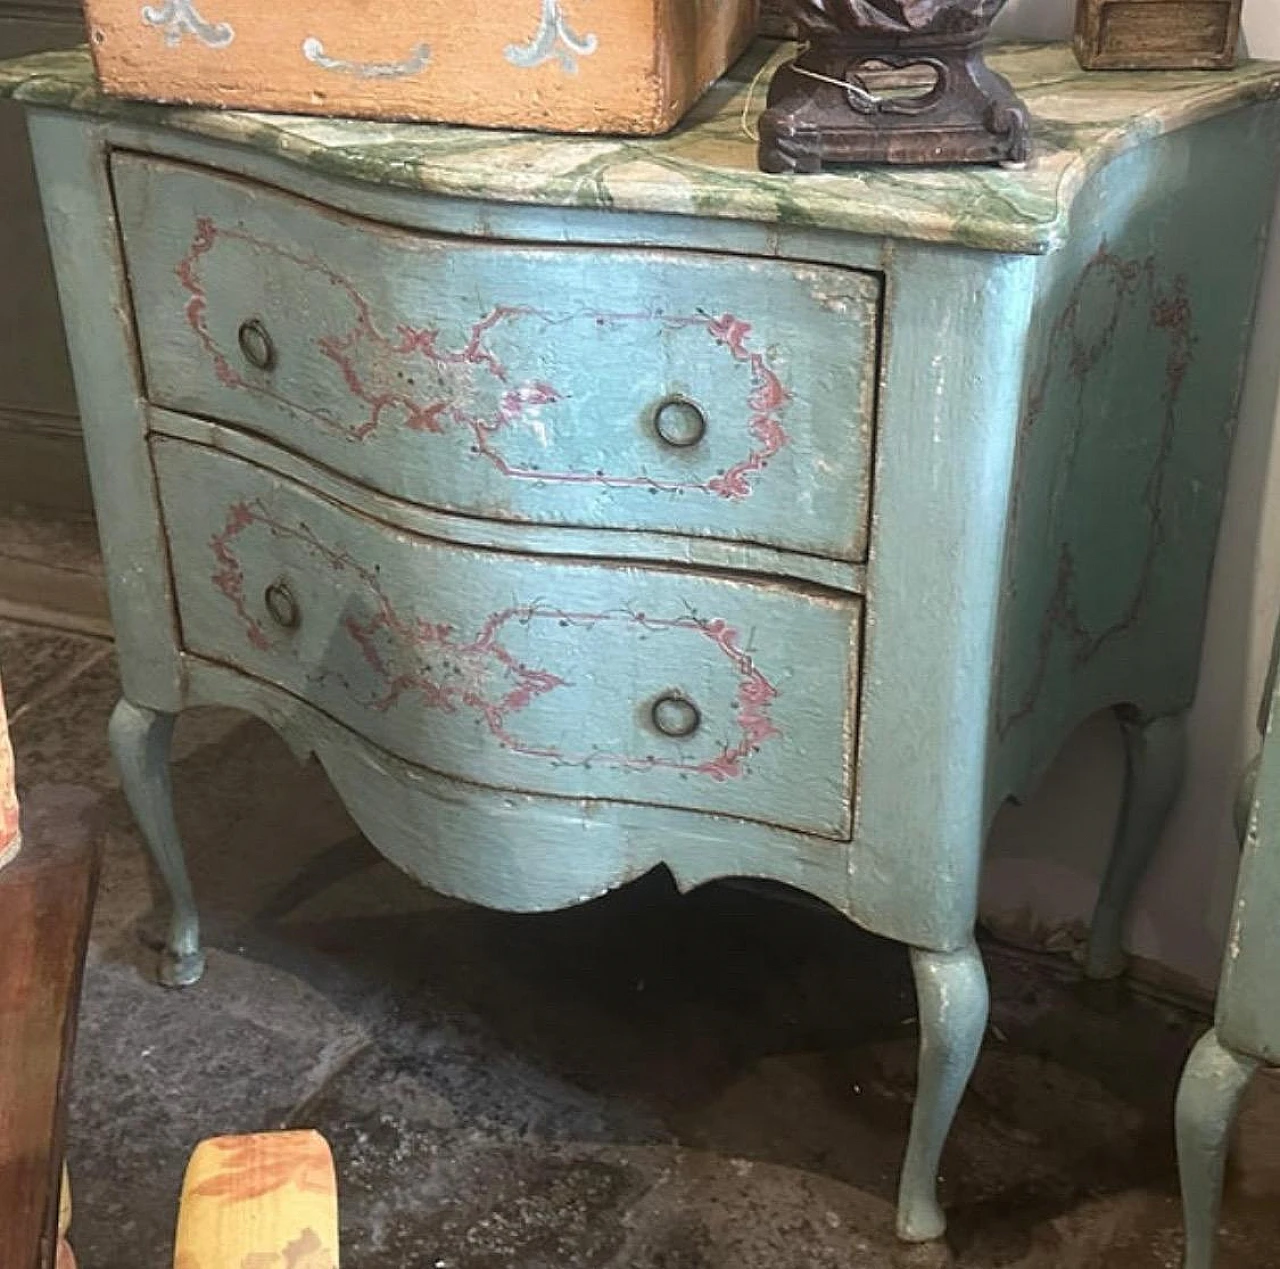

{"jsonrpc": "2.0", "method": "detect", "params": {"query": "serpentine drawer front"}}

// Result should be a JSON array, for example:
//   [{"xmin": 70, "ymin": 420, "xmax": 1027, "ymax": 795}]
[
  {"xmin": 115, "ymin": 154, "xmax": 881, "ymax": 564},
  {"xmin": 154, "ymin": 438, "xmax": 860, "ymax": 837},
  {"xmin": 11, "ymin": 42, "xmax": 1280, "ymax": 1251}
]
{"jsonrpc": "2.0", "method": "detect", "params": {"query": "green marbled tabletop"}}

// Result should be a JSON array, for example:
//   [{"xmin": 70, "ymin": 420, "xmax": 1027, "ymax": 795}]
[{"xmin": 3, "ymin": 41, "xmax": 1279, "ymax": 254}]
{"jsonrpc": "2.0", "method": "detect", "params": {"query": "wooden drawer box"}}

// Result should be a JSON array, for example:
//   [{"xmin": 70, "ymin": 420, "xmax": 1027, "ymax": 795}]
[
  {"xmin": 115, "ymin": 155, "xmax": 881, "ymax": 564},
  {"xmin": 153, "ymin": 438, "xmax": 860, "ymax": 837},
  {"xmin": 83, "ymin": 0, "xmax": 758, "ymax": 133},
  {"xmin": 1074, "ymin": 0, "xmax": 1241, "ymax": 69}
]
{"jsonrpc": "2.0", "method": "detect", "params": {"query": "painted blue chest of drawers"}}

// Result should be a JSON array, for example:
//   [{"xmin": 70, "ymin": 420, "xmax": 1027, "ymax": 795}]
[{"xmin": 5, "ymin": 41, "xmax": 1280, "ymax": 1246}]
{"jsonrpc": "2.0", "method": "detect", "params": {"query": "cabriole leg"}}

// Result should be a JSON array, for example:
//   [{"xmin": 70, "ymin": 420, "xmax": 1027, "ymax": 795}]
[
  {"xmin": 1176, "ymin": 1029, "xmax": 1258, "ymax": 1269},
  {"xmin": 108, "ymin": 697, "xmax": 205, "ymax": 988},
  {"xmin": 1085, "ymin": 711, "xmax": 1188, "ymax": 979},
  {"xmin": 896, "ymin": 939, "xmax": 989, "ymax": 1242}
]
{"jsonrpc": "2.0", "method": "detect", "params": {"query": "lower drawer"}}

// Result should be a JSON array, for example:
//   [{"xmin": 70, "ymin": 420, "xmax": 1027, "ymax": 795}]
[{"xmin": 154, "ymin": 440, "xmax": 860, "ymax": 837}]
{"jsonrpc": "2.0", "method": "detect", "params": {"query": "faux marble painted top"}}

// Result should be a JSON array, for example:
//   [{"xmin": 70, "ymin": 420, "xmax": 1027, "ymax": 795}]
[{"xmin": 3, "ymin": 41, "xmax": 1279, "ymax": 253}]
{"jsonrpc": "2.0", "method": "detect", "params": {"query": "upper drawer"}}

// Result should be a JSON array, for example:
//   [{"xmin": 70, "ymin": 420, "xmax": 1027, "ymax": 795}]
[
  {"xmin": 153, "ymin": 438, "xmax": 860, "ymax": 838},
  {"xmin": 113, "ymin": 154, "xmax": 880, "ymax": 564}
]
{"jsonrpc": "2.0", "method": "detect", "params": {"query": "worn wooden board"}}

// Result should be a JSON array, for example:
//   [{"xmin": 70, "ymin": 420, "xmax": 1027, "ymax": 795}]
[
  {"xmin": 114, "ymin": 153, "xmax": 880, "ymax": 564},
  {"xmin": 154, "ymin": 437, "xmax": 860, "ymax": 838},
  {"xmin": 82, "ymin": 0, "xmax": 757, "ymax": 133}
]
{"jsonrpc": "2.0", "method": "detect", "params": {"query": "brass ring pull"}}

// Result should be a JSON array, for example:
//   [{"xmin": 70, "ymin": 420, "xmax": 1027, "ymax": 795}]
[
  {"xmin": 264, "ymin": 579, "xmax": 300, "ymax": 630},
  {"xmin": 651, "ymin": 692, "xmax": 701, "ymax": 739},
  {"xmin": 238, "ymin": 318, "xmax": 276, "ymax": 372},
  {"xmin": 652, "ymin": 396, "xmax": 707, "ymax": 449}
]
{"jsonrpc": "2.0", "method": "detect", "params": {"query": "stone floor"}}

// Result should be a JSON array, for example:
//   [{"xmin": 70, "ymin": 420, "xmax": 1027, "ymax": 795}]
[{"xmin": 5, "ymin": 614, "xmax": 1280, "ymax": 1269}]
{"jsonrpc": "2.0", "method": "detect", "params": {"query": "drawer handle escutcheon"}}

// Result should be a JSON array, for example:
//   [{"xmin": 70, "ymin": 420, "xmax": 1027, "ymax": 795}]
[
  {"xmin": 264, "ymin": 579, "xmax": 301, "ymax": 631},
  {"xmin": 653, "ymin": 397, "xmax": 707, "ymax": 449},
  {"xmin": 238, "ymin": 318, "xmax": 277, "ymax": 372},
  {"xmin": 651, "ymin": 693, "xmax": 701, "ymax": 739}
]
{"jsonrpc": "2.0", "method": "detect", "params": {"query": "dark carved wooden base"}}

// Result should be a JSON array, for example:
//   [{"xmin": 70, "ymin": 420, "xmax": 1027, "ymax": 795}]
[{"xmin": 758, "ymin": 37, "xmax": 1031, "ymax": 172}]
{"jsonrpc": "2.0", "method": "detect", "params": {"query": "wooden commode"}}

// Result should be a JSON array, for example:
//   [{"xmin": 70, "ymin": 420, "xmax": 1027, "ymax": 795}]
[{"xmin": 3, "ymin": 41, "xmax": 1279, "ymax": 1246}]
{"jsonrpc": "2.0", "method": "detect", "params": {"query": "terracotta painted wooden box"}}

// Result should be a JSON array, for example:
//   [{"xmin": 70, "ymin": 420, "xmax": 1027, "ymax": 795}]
[{"xmin": 82, "ymin": 0, "xmax": 758, "ymax": 133}]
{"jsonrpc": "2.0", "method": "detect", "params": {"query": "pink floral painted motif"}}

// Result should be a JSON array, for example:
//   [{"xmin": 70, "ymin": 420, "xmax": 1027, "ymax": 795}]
[
  {"xmin": 0, "ymin": 677, "xmax": 19, "ymax": 869},
  {"xmin": 177, "ymin": 219, "xmax": 790, "ymax": 500},
  {"xmin": 211, "ymin": 501, "xmax": 780, "ymax": 780}
]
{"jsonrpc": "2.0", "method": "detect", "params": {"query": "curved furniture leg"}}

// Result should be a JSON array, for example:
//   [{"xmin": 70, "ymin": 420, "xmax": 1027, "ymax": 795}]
[
  {"xmin": 1176, "ymin": 1029, "xmax": 1259, "ymax": 1269},
  {"xmin": 108, "ymin": 698, "xmax": 205, "ymax": 987},
  {"xmin": 897, "ymin": 940, "xmax": 989, "ymax": 1242},
  {"xmin": 1085, "ymin": 711, "xmax": 1188, "ymax": 979}
]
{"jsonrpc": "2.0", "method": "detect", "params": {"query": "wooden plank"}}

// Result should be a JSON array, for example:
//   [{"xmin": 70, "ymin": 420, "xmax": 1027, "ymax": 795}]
[{"xmin": 0, "ymin": 785, "xmax": 103, "ymax": 1269}]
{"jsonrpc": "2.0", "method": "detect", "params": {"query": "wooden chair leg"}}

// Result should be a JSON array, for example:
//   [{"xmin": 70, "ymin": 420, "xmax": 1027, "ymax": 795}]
[
  {"xmin": 0, "ymin": 782, "xmax": 103, "ymax": 1269},
  {"xmin": 174, "ymin": 1131, "xmax": 339, "ymax": 1269}
]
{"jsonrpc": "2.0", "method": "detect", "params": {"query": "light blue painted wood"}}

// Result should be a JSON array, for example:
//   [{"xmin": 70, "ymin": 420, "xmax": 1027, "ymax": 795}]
[
  {"xmin": 24, "ymin": 111, "xmax": 184, "ymax": 709},
  {"xmin": 1174, "ymin": 616, "xmax": 1280, "ymax": 1268},
  {"xmin": 1177, "ymin": 1031, "xmax": 1259, "ymax": 1269},
  {"xmin": 10, "ymin": 50, "xmax": 1280, "ymax": 1248},
  {"xmin": 149, "ymin": 407, "xmax": 867, "ymax": 593},
  {"xmin": 153, "ymin": 437, "xmax": 860, "ymax": 837},
  {"xmin": 1212, "ymin": 649, "xmax": 1280, "ymax": 1067},
  {"xmin": 898, "ymin": 941, "xmax": 989, "ymax": 1242},
  {"xmin": 108, "ymin": 698, "xmax": 205, "ymax": 987},
  {"xmin": 116, "ymin": 154, "xmax": 881, "ymax": 564},
  {"xmin": 991, "ymin": 106, "xmax": 1280, "ymax": 806},
  {"xmin": 851, "ymin": 243, "xmax": 1038, "ymax": 949}
]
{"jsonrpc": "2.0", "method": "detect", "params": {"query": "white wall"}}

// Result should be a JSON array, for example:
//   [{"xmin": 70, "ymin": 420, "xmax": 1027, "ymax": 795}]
[{"xmin": 980, "ymin": 1, "xmax": 1280, "ymax": 993}]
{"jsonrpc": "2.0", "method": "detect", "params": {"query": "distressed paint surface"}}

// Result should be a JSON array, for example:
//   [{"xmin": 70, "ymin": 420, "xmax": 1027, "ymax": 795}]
[
  {"xmin": 5, "ymin": 43, "xmax": 1280, "ymax": 252},
  {"xmin": 154, "ymin": 438, "xmax": 859, "ymax": 837},
  {"xmin": 1216, "ymin": 655, "xmax": 1280, "ymax": 1063},
  {"xmin": 17, "ymin": 65, "xmax": 1280, "ymax": 1246},
  {"xmin": 186, "ymin": 657, "xmax": 855, "ymax": 913},
  {"xmin": 989, "ymin": 104, "xmax": 1280, "ymax": 812},
  {"xmin": 115, "ymin": 154, "xmax": 879, "ymax": 562},
  {"xmin": 173, "ymin": 1132, "xmax": 339, "ymax": 1269},
  {"xmin": 78, "ymin": 0, "xmax": 755, "ymax": 134},
  {"xmin": 1176, "ymin": 619, "xmax": 1280, "ymax": 1267}
]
